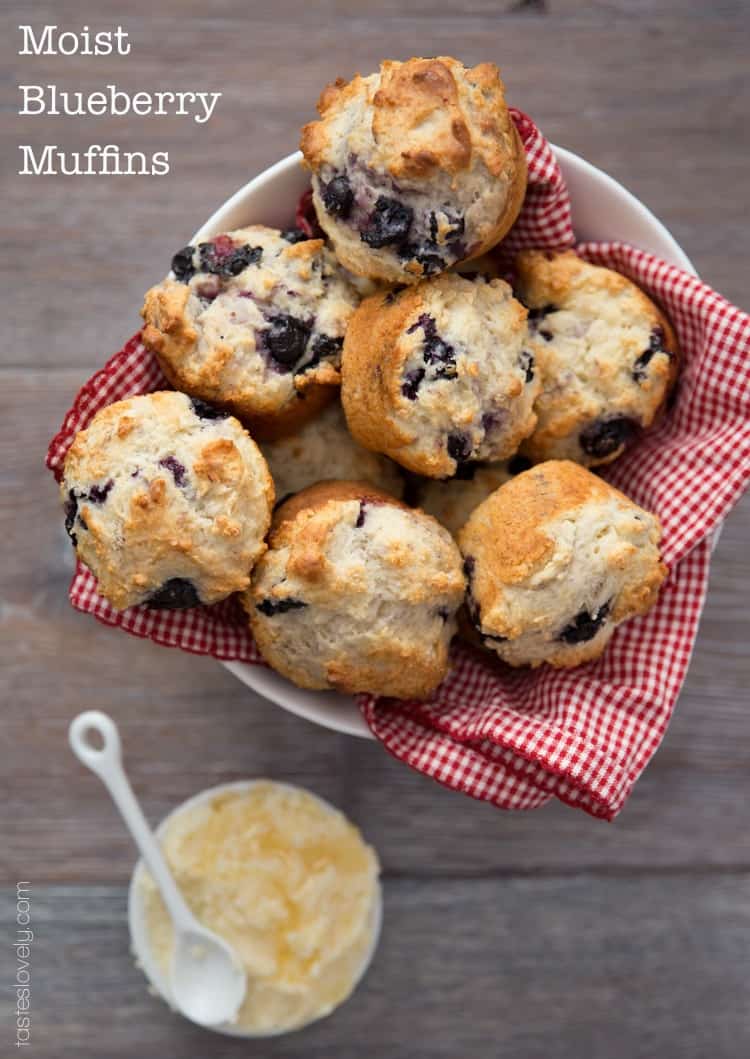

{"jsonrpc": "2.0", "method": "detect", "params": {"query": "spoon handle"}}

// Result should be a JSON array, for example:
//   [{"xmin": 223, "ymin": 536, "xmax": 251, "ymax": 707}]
[{"xmin": 69, "ymin": 710, "xmax": 195, "ymax": 931}]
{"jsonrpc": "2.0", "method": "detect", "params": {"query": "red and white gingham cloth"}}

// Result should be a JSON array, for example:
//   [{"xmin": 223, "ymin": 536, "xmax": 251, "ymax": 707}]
[{"xmin": 46, "ymin": 112, "xmax": 750, "ymax": 819}]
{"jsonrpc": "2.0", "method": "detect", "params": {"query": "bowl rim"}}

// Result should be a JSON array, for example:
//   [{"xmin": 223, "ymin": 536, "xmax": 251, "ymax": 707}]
[
  {"xmin": 127, "ymin": 778, "xmax": 383, "ymax": 1037},
  {"xmin": 194, "ymin": 145, "xmax": 696, "ymax": 274},
  {"xmin": 210, "ymin": 144, "xmax": 698, "ymax": 739}
]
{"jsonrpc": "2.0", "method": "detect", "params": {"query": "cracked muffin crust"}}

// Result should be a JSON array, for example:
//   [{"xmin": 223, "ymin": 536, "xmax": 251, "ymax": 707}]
[
  {"xmin": 341, "ymin": 272, "xmax": 539, "ymax": 477},
  {"xmin": 515, "ymin": 250, "xmax": 680, "ymax": 466},
  {"xmin": 61, "ymin": 391, "xmax": 274, "ymax": 610},
  {"xmin": 457, "ymin": 460, "xmax": 667, "ymax": 668},
  {"xmin": 141, "ymin": 226, "xmax": 361, "ymax": 439},
  {"xmin": 260, "ymin": 400, "xmax": 404, "ymax": 503},
  {"xmin": 244, "ymin": 480, "xmax": 465, "ymax": 698},
  {"xmin": 301, "ymin": 57, "xmax": 527, "ymax": 284}
]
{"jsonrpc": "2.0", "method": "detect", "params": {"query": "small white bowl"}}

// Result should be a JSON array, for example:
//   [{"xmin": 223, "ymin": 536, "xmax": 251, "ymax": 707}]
[
  {"xmin": 128, "ymin": 780, "xmax": 383, "ymax": 1037},
  {"xmin": 202, "ymin": 147, "xmax": 697, "ymax": 739}
]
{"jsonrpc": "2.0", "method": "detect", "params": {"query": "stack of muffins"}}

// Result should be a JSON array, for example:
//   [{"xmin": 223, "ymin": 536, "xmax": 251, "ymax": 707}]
[{"xmin": 61, "ymin": 57, "xmax": 676, "ymax": 698}]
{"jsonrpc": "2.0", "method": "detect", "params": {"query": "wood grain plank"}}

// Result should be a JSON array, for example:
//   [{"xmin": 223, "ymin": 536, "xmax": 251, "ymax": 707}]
[{"xmin": 4, "ymin": 878, "xmax": 749, "ymax": 1058}]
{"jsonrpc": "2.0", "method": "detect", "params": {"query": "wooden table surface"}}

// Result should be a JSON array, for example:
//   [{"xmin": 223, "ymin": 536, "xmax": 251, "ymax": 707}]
[{"xmin": 2, "ymin": 2, "xmax": 749, "ymax": 1055}]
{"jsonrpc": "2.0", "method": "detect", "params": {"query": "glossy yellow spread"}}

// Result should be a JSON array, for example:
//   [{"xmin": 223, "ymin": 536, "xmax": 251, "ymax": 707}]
[{"xmin": 140, "ymin": 782, "xmax": 380, "ymax": 1034}]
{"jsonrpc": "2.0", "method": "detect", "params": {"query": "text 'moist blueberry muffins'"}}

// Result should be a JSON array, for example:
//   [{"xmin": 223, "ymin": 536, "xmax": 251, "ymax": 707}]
[
  {"xmin": 245, "ymin": 481, "xmax": 465, "ymax": 698},
  {"xmin": 516, "ymin": 250, "xmax": 679, "ymax": 466},
  {"xmin": 457, "ymin": 461, "xmax": 667, "ymax": 668},
  {"xmin": 61, "ymin": 391, "xmax": 274, "ymax": 610},
  {"xmin": 341, "ymin": 272, "xmax": 539, "ymax": 477},
  {"xmin": 141, "ymin": 226, "xmax": 361, "ymax": 439},
  {"xmin": 260, "ymin": 400, "xmax": 404, "ymax": 503},
  {"xmin": 301, "ymin": 57, "xmax": 527, "ymax": 284}
]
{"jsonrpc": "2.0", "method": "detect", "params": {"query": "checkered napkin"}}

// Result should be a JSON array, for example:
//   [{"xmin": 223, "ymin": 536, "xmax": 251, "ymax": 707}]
[{"xmin": 46, "ymin": 111, "xmax": 750, "ymax": 819}]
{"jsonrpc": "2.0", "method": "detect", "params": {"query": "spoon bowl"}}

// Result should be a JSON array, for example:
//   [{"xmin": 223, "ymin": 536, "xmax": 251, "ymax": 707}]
[{"xmin": 171, "ymin": 927, "xmax": 246, "ymax": 1028}]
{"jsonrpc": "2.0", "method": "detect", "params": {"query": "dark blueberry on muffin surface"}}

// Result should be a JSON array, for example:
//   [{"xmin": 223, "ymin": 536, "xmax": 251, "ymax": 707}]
[
  {"xmin": 226, "ymin": 244, "xmax": 263, "ymax": 275},
  {"xmin": 308, "ymin": 333, "xmax": 343, "ymax": 366},
  {"xmin": 263, "ymin": 314, "xmax": 312, "ymax": 369},
  {"xmin": 527, "ymin": 303, "xmax": 557, "ymax": 322},
  {"xmin": 480, "ymin": 410, "xmax": 505, "ymax": 437},
  {"xmin": 361, "ymin": 197, "xmax": 413, "ymax": 248},
  {"xmin": 158, "ymin": 456, "xmax": 187, "ymax": 487},
  {"xmin": 190, "ymin": 397, "xmax": 229, "ymax": 420},
  {"xmin": 198, "ymin": 238, "xmax": 262, "ymax": 277},
  {"xmin": 424, "ymin": 336, "xmax": 456, "ymax": 379},
  {"xmin": 255, "ymin": 597, "xmax": 308, "ymax": 616},
  {"xmin": 280, "ymin": 228, "xmax": 310, "ymax": 244},
  {"xmin": 579, "ymin": 416, "xmax": 637, "ymax": 459},
  {"xmin": 401, "ymin": 368, "xmax": 425, "ymax": 400},
  {"xmin": 633, "ymin": 325, "xmax": 670, "ymax": 383},
  {"xmin": 64, "ymin": 489, "xmax": 78, "ymax": 546},
  {"xmin": 407, "ymin": 313, "xmax": 436, "ymax": 339},
  {"xmin": 408, "ymin": 313, "xmax": 457, "ymax": 381},
  {"xmin": 171, "ymin": 246, "xmax": 196, "ymax": 283},
  {"xmin": 86, "ymin": 480, "xmax": 114, "ymax": 504},
  {"xmin": 198, "ymin": 237, "xmax": 232, "ymax": 274},
  {"xmin": 429, "ymin": 209, "xmax": 465, "ymax": 245},
  {"xmin": 403, "ymin": 243, "xmax": 444, "ymax": 275},
  {"xmin": 385, "ymin": 285, "xmax": 407, "ymax": 305},
  {"xmin": 519, "ymin": 350, "xmax": 535, "ymax": 383},
  {"xmin": 447, "ymin": 432, "xmax": 473, "ymax": 464},
  {"xmin": 462, "ymin": 556, "xmax": 481, "ymax": 624},
  {"xmin": 146, "ymin": 578, "xmax": 201, "ymax": 610},
  {"xmin": 355, "ymin": 500, "xmax": 368, "ymax": 528},
  {"xmin": 526, "ymin": 303, "xmax": 558, "ymax": 342},
  {"xmin": 650, "ymin": 325, "xmax": 665, "ymax": 349},
  {"xmin": 322, "ymin": 174, "xmax": 354, "ymax": 219},
  {"xmin": 559, "ymin": 601, "xmax": 611, "ymax": 644}
]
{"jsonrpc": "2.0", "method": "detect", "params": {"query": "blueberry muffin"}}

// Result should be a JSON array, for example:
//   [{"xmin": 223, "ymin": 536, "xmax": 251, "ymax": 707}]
[
  {"xmin": 245, "ymin": 481, "xmax": 465, "ymax": 698},
  {"xmin": 341, "ymin": 273, "xmax": 539, "ymax": 477},
  {"xmin": 300, "ymin": 57, "xmax": 527, "ymax": 284},
  {"xmin": 61, "ymin": 391, "xmax": 274, "ymax": 610},
  {"xmin": 515, "ymin": 250, "xmax": 679, "ymax": 466},
  {"xmin": 415, "ymin": 461, "xmax": 514, "ymax": 536},
  {"xmin": 141, "ymin": 227, "xmax": 361, "ymax": 439},
  {"xmin": 457, "ymin": 460, "xmax": 666, "ymax": 667},
  {"xmin": 261, "ymin": 401, "xmax": 404, "ymax": 503}
]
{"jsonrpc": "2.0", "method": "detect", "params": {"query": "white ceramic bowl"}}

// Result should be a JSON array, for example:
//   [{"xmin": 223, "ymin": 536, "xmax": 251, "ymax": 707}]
[
  {"xmin": 196, "ymin": 147, "xmax": 697, "ymax": 740},
  {"xmin": 128, "ymin": 779, "xmax": 383, "ymax": 1037}
]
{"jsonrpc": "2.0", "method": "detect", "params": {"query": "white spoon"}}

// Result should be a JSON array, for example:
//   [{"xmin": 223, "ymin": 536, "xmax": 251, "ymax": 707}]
[{"xmin": 68, "ymin": 710, "xmax": 247, "ymax": 1028}]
